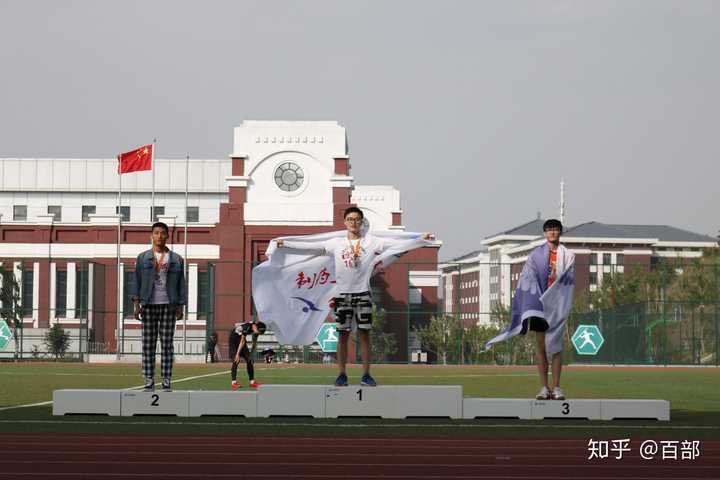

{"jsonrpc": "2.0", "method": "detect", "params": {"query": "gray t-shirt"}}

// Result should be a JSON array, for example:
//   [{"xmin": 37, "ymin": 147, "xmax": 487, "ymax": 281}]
[{"xmin": 150, "ymin": 250, "xmax": 170, "ymax": 305}]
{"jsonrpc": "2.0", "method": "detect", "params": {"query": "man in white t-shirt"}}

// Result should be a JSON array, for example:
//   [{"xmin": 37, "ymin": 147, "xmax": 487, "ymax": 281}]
[{"xmin": 278, "ymin": 207, "xmax": 433, "ymax": 387}]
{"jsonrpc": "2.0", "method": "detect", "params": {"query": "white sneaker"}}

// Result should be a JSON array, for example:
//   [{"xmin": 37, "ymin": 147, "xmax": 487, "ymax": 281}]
[
  {"xmin": 536, "ymin": 386, "xmax": 551, "ymax": 400},
  {"xmin": 552, "ymin": 386, "xmax": 565, "ymax": 400}
]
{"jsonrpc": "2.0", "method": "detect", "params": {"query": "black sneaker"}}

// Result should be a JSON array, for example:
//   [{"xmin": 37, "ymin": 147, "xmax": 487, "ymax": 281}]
[
  {"xmin": 360, "ymin": 373, "xmax": 377, "ymax": 387},
  {"xmin": 334, "ymin": 372, "xmax": 349, "ymax": 387},
  {"xmin": 161, "ymin": 378, "xmax": 172, "ymax": 392},
  {"xmin": 143, "ymin": 378, "xmax": 155, "ymax": 392}
]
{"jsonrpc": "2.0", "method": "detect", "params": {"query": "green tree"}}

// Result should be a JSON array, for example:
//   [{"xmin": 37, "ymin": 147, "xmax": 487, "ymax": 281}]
[
  {"xmin": 370, "ymin": 306, "xmax": 397, "ymax": 362},
  {"xmin": 0, "ymin": 265, "xmax": 24, "ymax": 361},
  {"xmin": 666, "ymin": 251, "xmax": 720, "ymax": 362},
  {"xmin": 488, "ymin": 302, "xmax": 535, "ymax": 365},
  {"xmin": 462, "ymin": 322, "xmax": 504, "ymax": 364},
  {"xmin": 414, "ymin": 313, "xmax": 463, "ymax": 364},
  {"xmin": 43, "ymin": 323, "xmax": 71, "ymax": 360}
]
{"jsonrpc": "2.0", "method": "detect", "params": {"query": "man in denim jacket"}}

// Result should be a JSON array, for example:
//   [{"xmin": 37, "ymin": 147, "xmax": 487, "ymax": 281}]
[{"xmin": 130, "ymin": 222, "xmax": 187, "ymax": 391}]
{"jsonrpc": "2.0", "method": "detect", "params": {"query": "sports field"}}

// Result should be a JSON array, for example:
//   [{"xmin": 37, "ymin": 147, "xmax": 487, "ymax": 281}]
[
  {"xmin": 1, "ymin": 362, "xmax": 718, "ymax": 439},
  {"xmin": 1, "ymin": 363, "xmax": 719, "ymax": 479}
]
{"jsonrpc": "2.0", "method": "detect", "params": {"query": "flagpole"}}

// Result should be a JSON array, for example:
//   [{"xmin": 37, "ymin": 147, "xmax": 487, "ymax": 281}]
[
  {"xmin": 151, "ymin": 138, "xmax": 157, "ymax": 223},
  {"xmin": 183, "ymin": 154, "xmax": 189, "ymax": 357},
  {"xmin": 117, "ymin": 158, "xmax": 122, "ymax": 360}
]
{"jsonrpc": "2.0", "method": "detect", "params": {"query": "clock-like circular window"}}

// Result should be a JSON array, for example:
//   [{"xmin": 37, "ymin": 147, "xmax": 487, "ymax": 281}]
[{"xmin": 274, "ymin": 162, "xmax": 304, "ymax": 192}]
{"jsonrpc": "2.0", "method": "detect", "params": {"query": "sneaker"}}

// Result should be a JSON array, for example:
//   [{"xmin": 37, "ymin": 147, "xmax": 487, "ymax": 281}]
[
  {"xmin": 551, "ymin": 386, "xmax": 565, "ymax": 400},
  {"xmin": 161, "ymin": 378, "xmax": 172, "ymax": 392},
  {"xmin": 231, "ymin": 381, "xmax": 242, "ymax": 390},
  {"xmin": 249, "ymin": 380, "xmax": 260, "ymax": 389},
  {"xmin": 334, "ymin": 372, "xmax": 349, "ymax": 387},
  {"xmin": 360, "ymin": 373, "xmax": 377, "ymax": 387},
  {"xmin": 143, "ymin": 378, "xmax": 155, "ymax": 392},
  {"xmin": 536, "ymin": 386, "xmax": 551, "ymax": 400}
]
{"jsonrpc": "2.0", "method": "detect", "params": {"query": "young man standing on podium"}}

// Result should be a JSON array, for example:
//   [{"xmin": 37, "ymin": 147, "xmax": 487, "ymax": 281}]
[
  {"xmin": 131, "ymin": 222, "xmax": 187, "ymax": 392},
  {"xmin": 484, "ymin": 219, "xmax": 575, "ymax": 400},
  {"xmin": 277, "ymin": 207, "xmax": 433, "ymax": 388}
]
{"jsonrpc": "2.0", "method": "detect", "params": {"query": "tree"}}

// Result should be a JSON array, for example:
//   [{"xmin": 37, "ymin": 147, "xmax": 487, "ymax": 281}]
[
  {"xmin": 488, "ymin": 301, "xmax": 535, "ymax": 365},
  {"xmin": 414, "ymin": 313, "xmax": 463, "ymax": 364},
  {"xmin": 665, "ymin": 251, "xmax": 720, "ymax": 363},
  {"xmin": 43, "ymin": 323, "xmax": 71, "ymax": 360},
  {"xmin": 370, "ymin": 306, "xmax": 397, "ymax": 362},
  {"xmin": 0, "ymin": 265, "xmax": 24, "ymax": 361}
]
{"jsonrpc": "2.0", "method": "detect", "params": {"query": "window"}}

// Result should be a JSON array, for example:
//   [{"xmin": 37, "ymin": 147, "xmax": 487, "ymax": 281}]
[
  {"xmin": 186, "ymin": 206, "xmax": 199, "ymax": 223},
  {"xmin": 151, "ymin": 206, "xmax": 165, "ymax": 223},
  {"xmin": 616, "ymin": 254, "xmax": 624, "ymax": 266},
  {"xmin": 589, "ymin": 254, "xmax": 597, "ymax": 265},
  {"xmin": 603, "ymin": 253, "xmax": 612, "ymax": 265},
  {"xmin": 76, "ymin": 267, "xmax": 88, "ymax": 316},
  {"xmin": 13, "ymin": 205, "xmax": 27, "ymax": 221},
  {"xmin": 48, "ymin": 206, "xmax": 62, "ymax": 222},
  {"xmin": 409, "ymin": 288, "xmax": 422, "ymax": 305},
  {"xmin": 116, "ymin": 206, "xmax": 130, "ymax": 222},
  {"xmin": 22, "ymin": 269, "xmax": 33, "ymax": 317},
  {"xmin": 55, "ymin": 270, "xmax": 67, "ymax": 318},
  {"xmin": 197, "ymin": 270, "xmax": 210, "ymax": 318},
  {"xmin": 123, "ymin": 271, "xmax": 135, "ymax": 318},
  {"xmin": 82, "ymin": 205, "xmax": 96, "ymax": 222},
  {"xmin": 589, "ymin": 272, "xmax": 598, "ymax": 285}
]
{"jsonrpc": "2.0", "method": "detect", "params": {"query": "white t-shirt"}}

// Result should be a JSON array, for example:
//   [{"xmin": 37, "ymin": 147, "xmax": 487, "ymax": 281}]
[
  {"xmin": 150, "ymin": 250, "xmax": 170, "ymax": 305},
  {"xmin": 285, "ymin": 234, "xmax": 398, "ymax": 294}
]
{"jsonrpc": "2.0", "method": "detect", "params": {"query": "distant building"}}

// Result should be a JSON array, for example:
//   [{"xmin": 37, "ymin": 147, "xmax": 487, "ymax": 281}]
[
  {"xmin": 441, "ymin": 218, "xmax": 717, "ymax": 325},
  {"xmin": 0, "ymin": 121, "xmax": 441, "ymax": 360}
]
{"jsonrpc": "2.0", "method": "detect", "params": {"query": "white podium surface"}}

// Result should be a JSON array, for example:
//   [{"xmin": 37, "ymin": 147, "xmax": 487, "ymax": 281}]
[
  {"xmin": 51, "ymin": 387, "xmax": 670, "ymax": 421},
  {"xmin": 52, "ymin": 389, "xmax": 121, "ymax": 416},
  {"xmin": 187, "ymin": 390, "xmax": 257, "ymax": 417},
  {"xmin": 463, "ymin": 398, "xmax": 533, "ymax": 420},
  {"xmin": 120, "ymin": 390, "xmax": 189, "ymax": 416},
  {"xmin": 257, "ymin": 385, "xmax": 327, "ymax": 418}
]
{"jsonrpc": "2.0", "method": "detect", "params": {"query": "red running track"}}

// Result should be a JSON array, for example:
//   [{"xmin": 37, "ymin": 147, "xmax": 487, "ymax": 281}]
[{"xmin": 0, "ymin": 434, "xmax": 717, "ymax": 480}]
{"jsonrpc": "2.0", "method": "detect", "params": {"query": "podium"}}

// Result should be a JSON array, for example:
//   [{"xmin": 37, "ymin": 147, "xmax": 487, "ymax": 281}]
[{"xmin": 52, "ymin": 386, "xmax": 670, "ymax": 421}]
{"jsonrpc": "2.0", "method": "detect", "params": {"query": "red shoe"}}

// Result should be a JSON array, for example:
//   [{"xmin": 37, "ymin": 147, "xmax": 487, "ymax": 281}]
[
  {"xmin": 231, "ymin": 381, "xmax": 242, "ymax": 390},
  {"xmin": 249, "ymin": 380, "xmax": 261, "ymax": 389}
]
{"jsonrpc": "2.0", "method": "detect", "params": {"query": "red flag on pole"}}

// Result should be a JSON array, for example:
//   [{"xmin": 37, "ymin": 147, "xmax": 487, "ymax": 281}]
[{"xmin": 117, "ymin": 144, "xmax": 153, "ymax": 174}]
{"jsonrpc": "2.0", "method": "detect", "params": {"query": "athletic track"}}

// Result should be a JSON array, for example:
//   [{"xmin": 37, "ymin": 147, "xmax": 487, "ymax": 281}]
[{"xmin": 0, "ymin": 434, "xmax": 718, "ymax": 479}]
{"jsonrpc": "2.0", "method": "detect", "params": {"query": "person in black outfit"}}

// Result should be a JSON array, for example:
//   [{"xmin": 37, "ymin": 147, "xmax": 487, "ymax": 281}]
[{"xmin": 229, "ymin": 321, "xmax": 267, "ymax": 389}]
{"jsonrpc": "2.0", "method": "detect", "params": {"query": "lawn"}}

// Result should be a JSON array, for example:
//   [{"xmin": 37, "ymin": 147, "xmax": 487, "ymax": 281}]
[{"xmin": 1, "ymin": 362, "xmax": 718, "ymax": 439}]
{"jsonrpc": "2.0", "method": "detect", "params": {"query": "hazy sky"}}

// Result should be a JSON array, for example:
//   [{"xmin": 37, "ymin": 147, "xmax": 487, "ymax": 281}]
[{"xmin": 1, "ymin": 0, "xmax": 717, "ymax": 258}]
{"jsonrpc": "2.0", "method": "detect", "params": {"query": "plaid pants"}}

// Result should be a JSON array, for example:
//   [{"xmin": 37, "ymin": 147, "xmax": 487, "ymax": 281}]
[{"xmin": 141, "ymin": 304, "xmax": 176, "ymax": 380}]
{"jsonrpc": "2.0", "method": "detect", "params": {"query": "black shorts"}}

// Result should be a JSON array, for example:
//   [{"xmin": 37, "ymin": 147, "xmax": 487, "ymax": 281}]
[
  {"xmin": 527, "ymin": 316, "xmax": 549, "ymax": 333},
  {"xmin": 333, "ymin": 291, "xmax": 373, "ymax": 332},
  {"xmin": 228, "ymin": 331, "xmax": 250, "ymax": 360}
]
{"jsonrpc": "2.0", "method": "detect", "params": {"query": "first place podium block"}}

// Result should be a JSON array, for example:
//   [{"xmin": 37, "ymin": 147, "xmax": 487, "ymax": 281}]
[
  {"xmin": 188, "ymin": 391, "xmax": 257, "ymax": 417},
  {"xmin": 120, "ymin": 390, "xmax": 189, "ymax": 416},
  {"xmin": 325, "ymin": 385, "xmax": 462, "ymax": 419},
  {"xmin": 257, "ymin": 385, "xmax": 326, "ymax": 418}
]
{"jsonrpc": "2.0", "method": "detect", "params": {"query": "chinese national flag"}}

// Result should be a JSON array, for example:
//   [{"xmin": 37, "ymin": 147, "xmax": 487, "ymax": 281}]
[{"xmin": 117, "ymin": 144, "xmax": 153, "ymax": 174}]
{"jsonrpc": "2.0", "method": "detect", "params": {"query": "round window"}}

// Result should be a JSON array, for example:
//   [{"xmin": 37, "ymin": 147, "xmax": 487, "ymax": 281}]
[{"xmin": 274, "ymin": 162, "xmax": 304, "ymax": 192}]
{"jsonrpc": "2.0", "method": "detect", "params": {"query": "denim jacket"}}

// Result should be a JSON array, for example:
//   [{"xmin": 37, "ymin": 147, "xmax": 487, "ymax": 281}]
[{"xmin": 131, "ymin": 249, "xmax": 187, "ymax": 307}]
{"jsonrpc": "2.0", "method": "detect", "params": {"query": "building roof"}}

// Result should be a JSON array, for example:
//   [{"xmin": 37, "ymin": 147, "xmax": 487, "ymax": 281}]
[
  {"xmin": 563, "ymin": 222, "xmax": 717, "ymax": 243},
  {"xmin": 450, "ymin": 247, "xmax": 488, "ymax": 262},
  {"xmin": 484, "ymin": 218, "xmax": 546, "ymax": 240}
]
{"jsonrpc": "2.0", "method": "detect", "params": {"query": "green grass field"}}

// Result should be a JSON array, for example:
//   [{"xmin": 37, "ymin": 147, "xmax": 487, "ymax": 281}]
[{"xmin": 1, "ymin": 362, "xmax": 719, "ymax": 439}]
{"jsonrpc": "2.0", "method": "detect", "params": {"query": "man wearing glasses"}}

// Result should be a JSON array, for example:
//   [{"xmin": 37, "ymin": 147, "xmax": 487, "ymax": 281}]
[
  {"xmin": 278, "ymin": 207, "xmax": 433, "ymax": 387},
  {"xmin": 485, "ymin": 219, "xmax": 576, "ymax": 400}
]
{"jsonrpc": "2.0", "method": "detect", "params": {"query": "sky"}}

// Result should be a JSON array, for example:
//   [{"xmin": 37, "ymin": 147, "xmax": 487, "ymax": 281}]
[{"xmin": 0, "ymin": 0, "xmax": 718, "ymax": 259}]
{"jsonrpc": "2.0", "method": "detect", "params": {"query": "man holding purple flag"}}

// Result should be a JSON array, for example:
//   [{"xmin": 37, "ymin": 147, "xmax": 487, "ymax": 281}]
[{"xmin": 485, "ymin": 219, "xmax": 575, "ymax": 400}]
